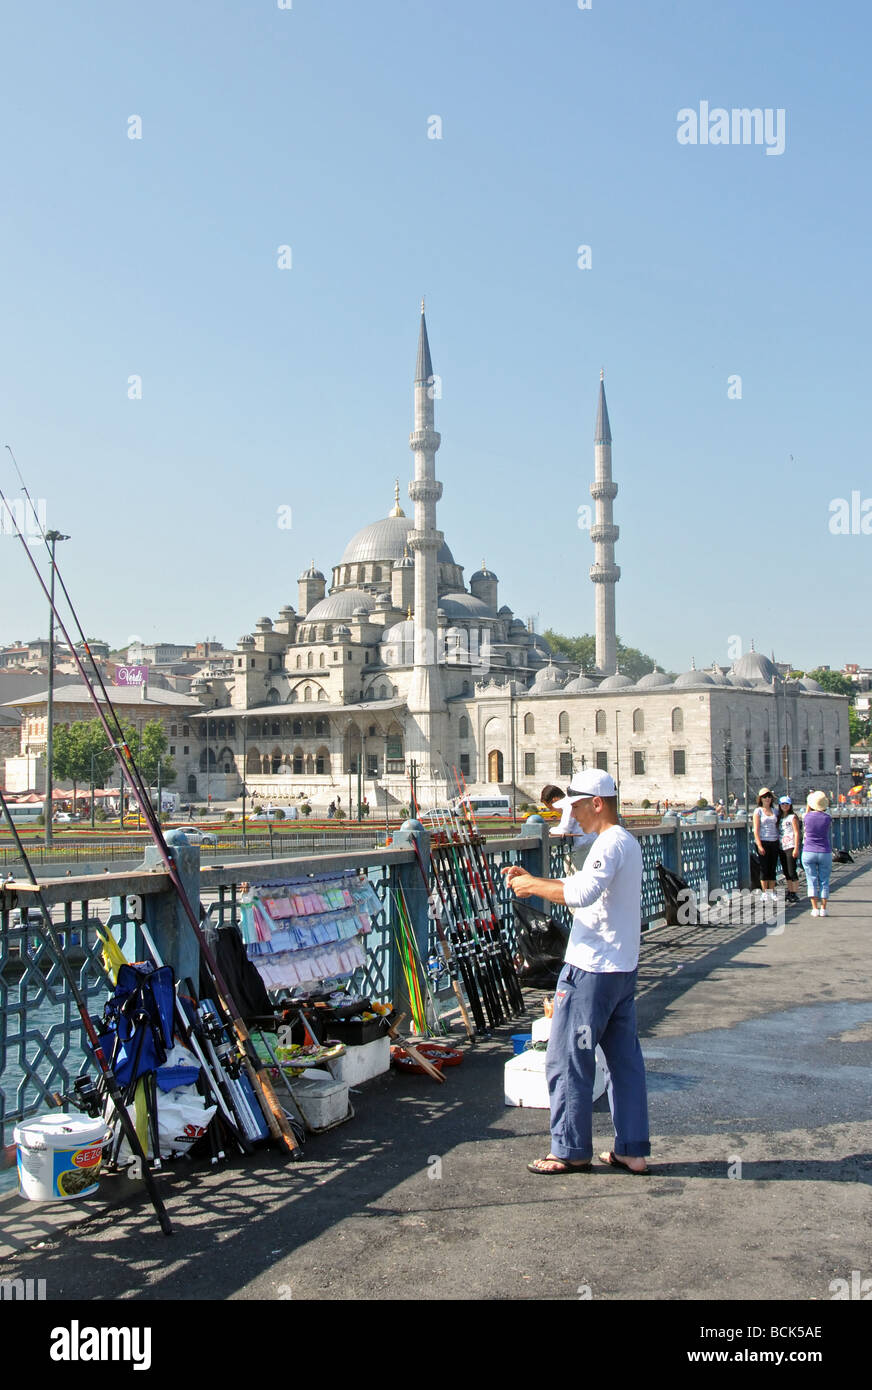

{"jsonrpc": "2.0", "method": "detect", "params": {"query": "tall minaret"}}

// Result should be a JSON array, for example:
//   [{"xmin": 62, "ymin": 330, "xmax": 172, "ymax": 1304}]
[
  {"xmin": 407, "ymin": 301, "xmax": 445, "ymax": 750},
  {"xmin": 590, "ymin": 371, "xmax": 620, "ymax": 675}
]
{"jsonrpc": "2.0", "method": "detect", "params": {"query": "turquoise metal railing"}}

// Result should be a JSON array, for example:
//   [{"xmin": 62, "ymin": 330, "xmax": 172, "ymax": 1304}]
[{"xmin": 3, "ymin": 810, "xmax": 871, "ymax": 1145}]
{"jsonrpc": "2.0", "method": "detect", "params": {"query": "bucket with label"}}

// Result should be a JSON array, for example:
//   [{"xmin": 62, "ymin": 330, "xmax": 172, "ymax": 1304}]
[{"xmin": 13, "ymin": 1113, "xmax": 110, "ymax": 1202}]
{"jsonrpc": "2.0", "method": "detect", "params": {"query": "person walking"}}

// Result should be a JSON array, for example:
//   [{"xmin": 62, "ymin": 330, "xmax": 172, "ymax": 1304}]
[
  {"xmin": 753, "ymin": 788, "xmax": 780, "ymax": 899},
  {"xmin": 501, "ymin": 770, "xmax": 650, "ymax": 1175},
  {"xmin": 777, "ymin": 795, "xmax": 801, "ymax": 905},
  {"xmin": 801, "ymin": 790, "xmax": 833, "ymax": 917}
]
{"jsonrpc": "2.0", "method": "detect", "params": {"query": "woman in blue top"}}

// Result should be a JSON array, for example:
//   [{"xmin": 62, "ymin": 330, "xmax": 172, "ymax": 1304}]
[{"xmin": 801, "ymin": 790, "xmax": 833, "ymax": 917}]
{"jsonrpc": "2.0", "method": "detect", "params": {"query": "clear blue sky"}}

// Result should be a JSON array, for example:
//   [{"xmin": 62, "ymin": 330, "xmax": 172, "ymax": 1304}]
[{"xmin": 1, "ymin": 0, "xmax": 869, "ymax": 675}]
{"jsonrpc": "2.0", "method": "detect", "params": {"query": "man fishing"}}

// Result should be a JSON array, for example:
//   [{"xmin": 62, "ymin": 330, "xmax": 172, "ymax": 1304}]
[{"xmin": 502, "ymin": 770, "xmax": 650, "ymax": 1175}]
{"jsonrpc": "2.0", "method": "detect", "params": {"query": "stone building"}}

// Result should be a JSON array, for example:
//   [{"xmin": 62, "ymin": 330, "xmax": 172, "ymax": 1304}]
[{"xmin": 176, "ymin": 307, "xmax": 848, "ymax": 811}]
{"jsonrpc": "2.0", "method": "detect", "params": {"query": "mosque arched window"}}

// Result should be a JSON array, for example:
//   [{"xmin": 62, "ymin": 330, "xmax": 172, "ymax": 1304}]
[
  {"xmin": 315, "ymin": 718, "xmax": 328, "ymax": 736},
  {"xmin": 524, "ymin": 713, "xmax": 535, "ymax": 735},
  {"xmin": 671, "ymin": 708, "xmax": 684, "ymax": 733},
  {"xmin": 459, "ymin": 716, "xmax": 469, "ymax": 739},
  {"xmin": 295, "ymin": 655, "xmax": 302, "ymax": 669},
  {"xmin": 316, "ymin": 747, "xmax": 329, "ymax": 775},
  {"xmin": 373, "ymin": 566, "xmax": 382, "ymax": 582},
  {"xmin": 633, "ymin": 709, "xmax": 644, "ymax": 733},
  {"xmin": 307, "ymin": 652, "xmax": 314, "ymax": 669},
  {"xmin": 319, "ymin": 652, "xmax": 325, "ymax": 667},
  {"xmin": 304, "ymin": 685, "xmax": 312, "ymax": 702},
  {"xmin": 558, "ymin": 712, "xmax": 569, "ymax": 735},
  {"xmin": 246, "ymin": 746, "xmax": 261, "ymax": 773},
  {"xmin": 293, "ymin": 747, "xmax": 303, "ymax": 774},
  {"xmin": 595, "ymin": 709, "xmax": 606, "ymax": 736}
]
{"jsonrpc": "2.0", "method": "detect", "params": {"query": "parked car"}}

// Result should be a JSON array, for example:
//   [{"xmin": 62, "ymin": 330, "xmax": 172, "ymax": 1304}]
[{"xmin": 53, "ymin": 812, "xmax": 79, "ymax": 823}]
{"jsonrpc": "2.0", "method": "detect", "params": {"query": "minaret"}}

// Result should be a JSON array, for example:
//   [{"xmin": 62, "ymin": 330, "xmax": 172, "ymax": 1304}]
[
  {"xmin": 590, "ymin": 371, "xmax": 620, "ymax": 675},
  {"xmin": 407, "ymin": 301, "xmax": 445, "ymax": 752}
]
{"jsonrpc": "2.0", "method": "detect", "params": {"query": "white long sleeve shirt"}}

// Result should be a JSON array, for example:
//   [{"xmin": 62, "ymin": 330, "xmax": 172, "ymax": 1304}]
[{"xmin": 561, "ymin": 824, "xmax": 643, "ymax": 973}]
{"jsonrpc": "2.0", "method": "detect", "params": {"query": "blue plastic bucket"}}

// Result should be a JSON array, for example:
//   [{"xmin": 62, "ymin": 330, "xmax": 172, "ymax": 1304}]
[{"xmin": 511, "ymin": 1033, "xmax": 532, "ymax": 1055}]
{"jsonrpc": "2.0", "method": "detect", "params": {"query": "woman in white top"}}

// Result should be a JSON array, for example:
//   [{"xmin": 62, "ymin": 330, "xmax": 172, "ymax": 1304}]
[{"xmin": 753, "ymin": 787, "xmax": 780, "ymax": 893}]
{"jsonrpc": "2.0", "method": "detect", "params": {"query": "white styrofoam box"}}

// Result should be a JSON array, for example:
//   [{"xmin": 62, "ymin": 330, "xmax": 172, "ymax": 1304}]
[
  {"xmin": 290, "ymin": 1071, "xmax": 350, "ymax": 1131},
  {"xmin": 532, "ymin": 1016, "xmax": 551, "ymax": 1043},
  {"xmin": 326, "ymin": 1034, "xmax": 390, "ymax": 1086},
  {"xmin": 504, "ymin": 1046, "xmax": 608, "ymax": 1107}
]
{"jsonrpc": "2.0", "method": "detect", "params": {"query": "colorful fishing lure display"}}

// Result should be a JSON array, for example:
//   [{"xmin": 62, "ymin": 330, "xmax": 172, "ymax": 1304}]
[{"xmin": 239, "ymin": 871, "xmax": 382, "ymax": 992}]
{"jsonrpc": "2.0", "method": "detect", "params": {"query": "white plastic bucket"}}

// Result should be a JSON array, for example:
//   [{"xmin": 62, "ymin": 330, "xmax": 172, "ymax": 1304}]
[{"xmin": 13, "ymin": 1113, "xmax": 110, "ymax": 1202}]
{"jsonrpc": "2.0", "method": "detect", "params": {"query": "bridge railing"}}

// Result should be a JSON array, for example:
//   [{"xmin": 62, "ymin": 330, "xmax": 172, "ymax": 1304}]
[{"xmin": 3, "ymin": 810, "xmax": 871, "ymax": 1146}]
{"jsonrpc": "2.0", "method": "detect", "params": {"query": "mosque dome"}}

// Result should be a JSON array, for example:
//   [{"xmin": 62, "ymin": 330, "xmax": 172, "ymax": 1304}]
[
  {"xmin": 529, "ymin": 664, "xmax": 564, "ymax": 694},
  {"xmin": 340, "ymin": 514, "xmax": 455, "ymax": 566},
  {"xmin": 304, "ymin": 589, "xmax": 376, "ymax": 622},
  {"xmin": 437, "ymin": 593, "xmax": 490, "ymax": 618},
  {"xmin": 333, "ymin": 625, "xmax": 351, "ymax": 639},
  {"xmin": 470, "ymin": 565, "xmax": 498, "ymax": 582},
  {"xmin": 352, "ymin": 605, "xmax": 370, "ymax": 617},
  {"xmin": 384, "ymin": 619, "xmax": 415, "ymax": 644},
  {"xmin": 799, "ymin": 676, "xmax": 823, "ymax": 692},
  {"xmin": 298, "ymin": 562, "xmax": 324, "ymax": 581},
  {"xmin": 729, "ymin": 651, "xmax": 777, "ymax": 684},
  {"xmin": 238, "ymin": 635, "xmax": 255, "ymax": 649},
  {"xmin": 598, "ymin": 673, "xmax": 634, "ymax": 690},
  {"xmin": 674, "ymin": 669, "xmax": 714, "ymax": 688},
  {"xmin": 705, "ymin": 666, "xmax": 729, "ymax": 685},
  {"xmin": 375, "ymin": 592, "xmax": 393, "ymax": 609},
  {"xmin": 634, "ymin": 669, "xmax": 673, "ymax": 690},
  {"xmin": 563, "ymin": 675, "xmax": 597, "ymax": 692}
]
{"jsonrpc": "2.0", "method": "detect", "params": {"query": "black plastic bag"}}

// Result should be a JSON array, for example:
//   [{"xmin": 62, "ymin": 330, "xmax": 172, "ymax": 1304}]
[
  {"xmin": 656, "ymin": 863, "xmax": 693, "ymax": 925},
  {"xmin": 513, "ymin": 900, "xmax": 569, "ymax": 988},
  {"xmin": 748, "ymin": 847, "xmax": 762, "ymax": 891}
]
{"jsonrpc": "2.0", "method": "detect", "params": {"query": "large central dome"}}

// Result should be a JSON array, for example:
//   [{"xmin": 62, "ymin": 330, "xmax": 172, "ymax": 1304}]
[{"xmin": 340, "ymin": 514, "xmax": 455, "ymax": 566}]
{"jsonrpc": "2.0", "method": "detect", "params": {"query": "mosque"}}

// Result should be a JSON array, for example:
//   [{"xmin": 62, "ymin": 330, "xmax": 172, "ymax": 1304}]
[{"xmin": 187, "ymin": 307, "xmax": 850, "ymax": 812}]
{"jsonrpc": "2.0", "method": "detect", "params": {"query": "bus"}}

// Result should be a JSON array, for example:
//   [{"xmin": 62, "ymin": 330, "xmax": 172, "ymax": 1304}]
[
  {"xmin": 4, "ymin": 802, "xmax": 45, "ymax": 825},
  {"xmin": 454, "ymin": 794, "xmax": 513, "ymax": 819}
]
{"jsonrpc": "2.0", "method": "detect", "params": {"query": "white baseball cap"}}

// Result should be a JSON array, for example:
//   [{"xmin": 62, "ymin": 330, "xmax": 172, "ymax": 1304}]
[{"xmin": 553, "ymin": 769, "xmax": 617, "ymax": 810}]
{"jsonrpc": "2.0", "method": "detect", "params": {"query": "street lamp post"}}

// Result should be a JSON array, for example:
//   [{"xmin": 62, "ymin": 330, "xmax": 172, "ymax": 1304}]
[
  {"xmin": 614, "ymin": 710, "xmax": 622, "ymax": 812},
  {"xmin": 90, "ymin": 752, "xmax": 95, "ymax": 831},
  {"xmin": 44, "ymin": 529, "xmax": 70, "ymax": 846},
  {"xmin": 241, "ymin": 716, "xmax": 248, "ymax": 847}
]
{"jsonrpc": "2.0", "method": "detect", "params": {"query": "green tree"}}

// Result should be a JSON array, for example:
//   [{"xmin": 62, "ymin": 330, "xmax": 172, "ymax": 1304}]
[
  {"xmin": 544, "ymin": 630, "xmax": 666, "ymax": 682},
  {"xmin": 849, "ymin": 709, "xmax": 869, "ymax": 746},
  {"xmin": 807, "ymin": 668, "xmax": 854, "ymax": 698}
]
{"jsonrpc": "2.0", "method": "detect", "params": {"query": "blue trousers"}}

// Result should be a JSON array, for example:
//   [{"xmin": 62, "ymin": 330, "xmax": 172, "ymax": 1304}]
[
  {"xmin": 801, "ymin": 851, "xmax": 832, "ymax": 900},
  {"xmin": 546, "ymin": 962, "xmax": 650, "ymax": 1161}
]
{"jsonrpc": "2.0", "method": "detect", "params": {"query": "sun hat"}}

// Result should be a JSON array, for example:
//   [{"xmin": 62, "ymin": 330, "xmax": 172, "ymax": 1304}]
[
  {"xmin": 758, "ymin": 787, "xmax": 774, "ymax": 799},
  {"xmin": 553, "ymin": 769, "xmax": 617, "ymax": 812},
  {"xmin": 778, "ymin": 795, "xmax": 793, "ymax": 805},
  {"xmin": 806, "ymin": 790, "xmax": 829, "ymax": 812}
]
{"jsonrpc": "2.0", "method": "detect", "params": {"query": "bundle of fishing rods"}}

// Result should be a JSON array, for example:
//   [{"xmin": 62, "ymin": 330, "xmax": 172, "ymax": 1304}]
[
  {"xmin": 0, "ymin": 450, "xmax": 302, "ymax": 1237},
  {"xmin": 408, "ymin": 777, "xmax": 525, "ymax": 1037}
]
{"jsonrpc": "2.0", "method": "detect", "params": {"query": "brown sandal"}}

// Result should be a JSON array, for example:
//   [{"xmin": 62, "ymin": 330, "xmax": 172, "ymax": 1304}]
[
  {"xmin": 600, "ymin": 1150, "xmax": 650, "ymax": 1175},
  {"xmin": 527, "ymin": 1155, "xmax": 593, "ymax": 1175}
]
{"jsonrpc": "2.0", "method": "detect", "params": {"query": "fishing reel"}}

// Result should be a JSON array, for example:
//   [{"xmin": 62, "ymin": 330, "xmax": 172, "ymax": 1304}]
[
  {"xmin": 68, "ymin": 1075, "xmax": 104, "ymax": 1118},
  {"xmin": 198, "ymin": 1002, "xmax": 242, "ymax": 1078}
]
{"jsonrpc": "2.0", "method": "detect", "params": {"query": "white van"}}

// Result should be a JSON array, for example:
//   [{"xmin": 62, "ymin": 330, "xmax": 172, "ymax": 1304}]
[{"xmin": 456, "ymin": 794, "xmax": 513, "ymax": 819}]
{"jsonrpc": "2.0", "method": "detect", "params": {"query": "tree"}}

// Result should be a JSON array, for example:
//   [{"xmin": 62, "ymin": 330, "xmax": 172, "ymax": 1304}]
[
  {"xmin": 849, "ymin": 709, "xmax": 870, "ymax": 746},
  {"xmin": 544, "ymin": 630, "xmax": 666, "ymax": 682},
  {"xmin": 51, "ymin": 720, "xmax": 115, "ymax": 810},
  {"xmin": 807, "ymin": 668, "xmax": 854, "ymax": 698}
]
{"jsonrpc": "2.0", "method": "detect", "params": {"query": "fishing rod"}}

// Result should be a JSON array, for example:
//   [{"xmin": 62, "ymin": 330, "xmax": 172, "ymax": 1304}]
[
  {"xmin": 406, "ymin": 830, "xmax": 482, "ymax": 1036},
  {"xmin": 0, "ymin": 467, "xmax": 299, "ymax": 1156},
  {"xmin": 430, "ymin": 817, "xmax": 505, "ymax": 1028},
  {"xmin": 431, "ymin": 809, "xmax": 512, "ymax": 1023},
  {"xmin": 443, "ymin": 775, "xmax": 525, "ymax": 1014},
  {"xmin": 0, "ymin": 789, "xmax": 173, "ymax": 1235}
]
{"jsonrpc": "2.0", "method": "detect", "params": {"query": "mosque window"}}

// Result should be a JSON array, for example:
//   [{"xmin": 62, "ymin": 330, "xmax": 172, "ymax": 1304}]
[
  {"xmin": 459, "ymin": 754, "xmax": 470, "ymax": 777},
  {"xmin": 296, "ymin": 655, "xmax": 302, "ymax": 669},
  {"xmin": 632, "ymin": 709, "xmax": 644, "ymax": 733},
  {"xmin": 307, "ymin": 652, "xmax": 314, "ymax": 669},
  {"xmin": 595, "ymin": 710, "xmax": 606, "ymax": 735},
  {"xmin": 347, "ymin": 651, "xmax": 353, "ymax": 661},
  {"xmin": 293, "ymin": 751, "xmax": 303, "ymax": 774},
  {"xmin": 671, "ymin": 708, "xmax": 683, "ymax": 733},
  {"xmin": 801, "ymin": 749, "xmax": 808, "ymax": 772},
  {"xmin": 315, "ymin": 718, "xmax": 328, "ymax": 736},
  {"xmin": 459, "ymin": 716, "xmax": 469, "ymax": 738},
  {"xmin": 373, "ymin": 566, "xmax": 382, "ymax": 581},
  {"xmin": 673, "ymin": 750, "xmax": 686, "ymax": 775},
  {"xmin": 319, "ymin": 653, "xmax": 325, "ymax": 667},
  {"xmin": 304, "ymin": 685, "xmax": 312, "ymax": 702},
  {"xmin": 633, "ymin": 751, "xmax": 646, "ymax": 775},
  {"xmin": 818, "ymin": 747, "xmax": 824, "ymax": 771},
  {"xmin": 835, "ymin": 746, "xmax": 841, "ymax": 767},
  {"xmin": 595, "ymin": 751, "xmax": 608, "ymax": 772},
  {"xmin": 333, "ymin": 651, "xmax": 339, "ymax": 661},
  {"xmin": 524, "ymin": 714, "xmax": 535, "ymax": 735},
  {"xmin": 524, "ymin": 753, "xmax": 536, "ymax": 775},
  {"xmin": 559, "ymin": 752, "xmax": 573, "ymax": 777},
  {"xmin": 558, "ymin": 712, "xmax": 569, "ymax": 735}
]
